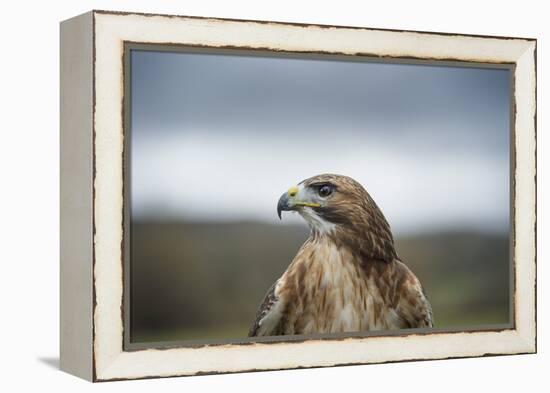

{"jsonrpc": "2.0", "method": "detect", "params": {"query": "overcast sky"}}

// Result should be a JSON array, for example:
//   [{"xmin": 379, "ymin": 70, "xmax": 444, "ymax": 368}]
[{"xmin": 130, "ymin": 50, "xmax": 510, "ymax": 234}]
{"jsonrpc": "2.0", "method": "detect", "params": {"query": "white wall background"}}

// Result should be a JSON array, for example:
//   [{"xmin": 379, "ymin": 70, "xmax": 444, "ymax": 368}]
[{"xmin": 0, "ymin": 0, "xmax": 546, "ymax": 391}]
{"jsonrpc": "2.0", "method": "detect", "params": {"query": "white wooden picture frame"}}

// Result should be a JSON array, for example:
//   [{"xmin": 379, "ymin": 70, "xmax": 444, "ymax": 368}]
[{"xmin": 60, "ymin": 10, "xmax": 536, "ymax": 381}]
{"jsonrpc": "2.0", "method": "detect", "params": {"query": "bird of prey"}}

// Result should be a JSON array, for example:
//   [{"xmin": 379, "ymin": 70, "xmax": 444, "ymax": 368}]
[{"xmin": 249, "ymin": 174, "xmax": 433, "ymax": 337}]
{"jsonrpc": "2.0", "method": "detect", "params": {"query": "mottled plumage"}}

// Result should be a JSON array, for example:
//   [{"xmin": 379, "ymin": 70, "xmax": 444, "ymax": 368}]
[{"xmin": 249, "ymin": 174, "xmax": 433, "ymax": 337}]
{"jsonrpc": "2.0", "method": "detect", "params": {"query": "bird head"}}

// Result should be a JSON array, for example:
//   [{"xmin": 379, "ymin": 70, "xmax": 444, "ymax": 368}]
[{"xmin": 277, "ymin": 173, "xmax": 397, "ymax": 261}]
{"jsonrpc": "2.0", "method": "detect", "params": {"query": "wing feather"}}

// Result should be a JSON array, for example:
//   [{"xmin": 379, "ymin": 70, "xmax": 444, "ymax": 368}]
[
  {"xmin": 393, "ymin": 260, "xmax": 433, "ymax": 328},
  {"xmin": 248, "ymin": 280, "xmax": 286, "ymax": 336}
]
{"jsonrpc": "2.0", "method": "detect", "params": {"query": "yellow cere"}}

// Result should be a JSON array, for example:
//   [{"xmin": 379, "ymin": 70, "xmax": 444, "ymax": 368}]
[{"xmin": 287, "ymin": 185, "xmax": 299, "ymax": 197}]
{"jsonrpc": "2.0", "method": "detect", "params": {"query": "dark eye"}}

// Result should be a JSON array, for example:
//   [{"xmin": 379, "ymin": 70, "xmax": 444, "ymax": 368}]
[{"xmin": 318, "ymin": 184, "xmax": 333, "ymax": 197}]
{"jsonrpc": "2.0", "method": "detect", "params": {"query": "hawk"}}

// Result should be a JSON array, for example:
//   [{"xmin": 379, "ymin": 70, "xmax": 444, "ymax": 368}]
[{"xmin": 249, "ymin": 174, "xmax": 433, "ymax": 337}]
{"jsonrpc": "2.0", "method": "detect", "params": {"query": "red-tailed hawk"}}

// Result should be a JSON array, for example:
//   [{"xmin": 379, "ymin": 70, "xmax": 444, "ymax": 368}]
[{"xmin": 249, "ymin": 174, "xmax": 433, "ymax": 337}]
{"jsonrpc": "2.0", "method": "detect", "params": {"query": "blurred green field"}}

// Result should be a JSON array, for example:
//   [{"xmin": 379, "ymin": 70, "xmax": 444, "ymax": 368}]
[{"xmin": 130, "ymin": 221, "xmax": 510, "ymax": 343}]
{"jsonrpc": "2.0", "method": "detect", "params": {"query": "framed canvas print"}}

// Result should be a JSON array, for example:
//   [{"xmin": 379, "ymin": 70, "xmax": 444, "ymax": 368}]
[{"xmin": 60, "ymin": 10, "xmax": 537, "ymax": 381}]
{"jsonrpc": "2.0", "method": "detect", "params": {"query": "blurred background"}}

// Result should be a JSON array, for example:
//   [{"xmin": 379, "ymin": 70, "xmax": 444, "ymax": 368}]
[{"xmin": 129, "ymin": 49, "xmax": 511, "ymax": 343}]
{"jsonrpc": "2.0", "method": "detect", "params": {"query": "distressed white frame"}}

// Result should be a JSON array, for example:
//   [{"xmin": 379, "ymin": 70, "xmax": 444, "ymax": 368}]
[{"xmin": 61, "ymin": 10, "xmax": 536, "ymax": 381}]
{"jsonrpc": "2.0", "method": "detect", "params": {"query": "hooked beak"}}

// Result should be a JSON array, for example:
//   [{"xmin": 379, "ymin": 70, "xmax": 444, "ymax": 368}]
[
  {"xmin": 277, "ymin": 192, "xmax": 290, "ymax": 219},
  {"xmin": 276, "ymin": 185, "xmax": 320, "ymax": 219}
]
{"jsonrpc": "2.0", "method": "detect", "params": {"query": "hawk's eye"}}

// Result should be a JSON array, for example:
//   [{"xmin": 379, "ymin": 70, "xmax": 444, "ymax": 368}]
[{"xmin": 318, "ymin": 184, "xmax": 333, "ymax": 198}]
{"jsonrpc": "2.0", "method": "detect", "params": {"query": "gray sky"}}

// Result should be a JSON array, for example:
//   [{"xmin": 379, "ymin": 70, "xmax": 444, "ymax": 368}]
[{"xmin": 130, "ymin": 50, "xmax": 510, "ymax": 234}]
